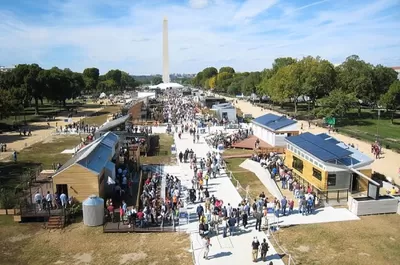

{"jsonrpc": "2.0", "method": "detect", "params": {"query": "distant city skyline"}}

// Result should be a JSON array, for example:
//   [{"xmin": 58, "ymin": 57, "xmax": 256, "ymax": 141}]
[{"xmin": 0, "ymin": 0, "xmax": 399, "ymax": 75}]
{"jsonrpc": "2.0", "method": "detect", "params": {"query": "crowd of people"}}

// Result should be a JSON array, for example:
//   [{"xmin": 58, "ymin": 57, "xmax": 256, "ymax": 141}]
[{"xmin": 251, "ymin": 152, "xmax": 320, "ymax": 214}]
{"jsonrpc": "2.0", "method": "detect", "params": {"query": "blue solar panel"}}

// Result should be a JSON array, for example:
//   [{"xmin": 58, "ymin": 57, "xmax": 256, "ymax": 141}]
[
  {"xmin": 326, "ymin": 138, "xmax": 340, "ymax": 145},
  {"xmin": 286, "ymin": 132, "xmax": 353, "ymax": 162},
  {"xmin": 317, "ymin": 133, "xmax": 330, "ymax": 140},
  {"xmin": 299, "ymin": 132, "xmax": 352, "ymax": 158},
  {"xmin": 253, "ymin": 113, "xmax": 296, "ymax": 131},
  {"xmin": 338, "ymin": 157, "xmax": 360, "ymax": 166},
  {"xmin": 253, "ymin": 113, "xmax": 280, "ymax": 125},
  {"xmin": 289, "ymin": 136, "xmax": 338, "ymax": 161}
]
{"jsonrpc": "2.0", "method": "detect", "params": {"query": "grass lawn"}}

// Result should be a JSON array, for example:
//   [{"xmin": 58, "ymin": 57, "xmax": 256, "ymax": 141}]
[
  {"xmin": 80, "ymin": 105, "xmax": 121, "ymax": 126},
  {"xmin": 0, "ymin": 216, "xmax": 192, "ymax": 265},
  {"xmin": 17, "ymin": 135, "xmax": 82, "ymax": 169},
  {"xmin": 275, "ymin": 214, "xmax": 400, "ymax": 265},
  {"xmin": 225, "ymin": 158, "xmax": 272, "ymax": 200},
  {"xmin": 338, "ymin": 115, "xmax": 400, "ymax": 152},
  {"xmin": 141, "ymin": 134, "xmax": 176, "ymax": 165},
  {"xmin": 223, "ymin": 148, "xmax": 254, "ymax": 157}
]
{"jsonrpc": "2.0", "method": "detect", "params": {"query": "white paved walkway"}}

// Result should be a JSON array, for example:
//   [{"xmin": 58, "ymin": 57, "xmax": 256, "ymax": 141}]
[
  {"xmin": 240, "ymin": 159, "xmax": 360, "ymax": 226},
  {"xmin": 169, "ymin": 127, "xmax": 284, "ymax": 265}
]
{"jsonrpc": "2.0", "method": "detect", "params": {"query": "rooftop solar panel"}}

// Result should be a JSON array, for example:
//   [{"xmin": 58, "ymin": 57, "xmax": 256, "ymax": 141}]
[
  {"xmin": 299, "ymin": 132, "xmax": 352, "ymax": 158},
  {"xmin": 253, "ymin": 113, "xmax": 296, "ymax": 131},
  {"xmin": 286, "ymin": 132, "xmax": 353, "ymax": 162},
  {"xmin": 317, "ymin": 133, "xmax": 331, "ymax": 140},
  {"xmin": 326, "ymin": 138, "xmax": 340, "ymax": 145}
]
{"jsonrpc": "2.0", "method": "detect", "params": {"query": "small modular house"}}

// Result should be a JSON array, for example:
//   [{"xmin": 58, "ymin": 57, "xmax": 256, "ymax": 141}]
[
  {"xmin": 211, "ymin": 102, "xmax": 237, "ymax": 122},
  {"xmin": 251, "ymin": 113, "xmax": 299, "ymax": 147},
  {"xmin": 52, "ymin": 132, "xmax": 119, "ymax": 202},
  {"xmin": 284, "ymin": 132, "xmax": 375, "ymax": 200}
]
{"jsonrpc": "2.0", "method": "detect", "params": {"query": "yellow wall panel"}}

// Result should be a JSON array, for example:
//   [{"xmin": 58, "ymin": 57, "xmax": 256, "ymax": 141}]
[
  {"xmin": 284, "ymin": 150, "xmax": 328, "ymax": 191},
  {"xmin": 53, "ymin": 164, "xmax": 100, "ymax": 202}
]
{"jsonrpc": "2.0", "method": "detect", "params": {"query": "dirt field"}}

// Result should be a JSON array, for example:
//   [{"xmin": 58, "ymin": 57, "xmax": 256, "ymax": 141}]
[
  {"xmin": 274, "ymin": 214, "xmax": 400, "ymax": 265},
  {"xmin": 0, "ymin": 216, "xmax": 192, "ymax": 265}
]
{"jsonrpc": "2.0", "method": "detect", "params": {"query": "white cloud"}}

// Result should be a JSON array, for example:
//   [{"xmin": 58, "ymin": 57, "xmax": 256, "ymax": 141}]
[
  {"xmin": 234, "ymin": 0, "xmax": 279, "ymax": 20},
  {"xmin": 0, "ymin": 0, "xmax": 399, "ymax": 75},
  {"xmin": 189, "ymin": 0, "xmax": 212, "ymax": 9}
]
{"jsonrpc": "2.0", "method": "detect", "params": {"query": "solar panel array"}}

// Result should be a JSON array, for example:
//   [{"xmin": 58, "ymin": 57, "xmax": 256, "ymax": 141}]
[
  {"xmin": 253, "ymin": 113, "xmax": 297, "ymax": 131},
  {"xmin": 287, "ymin": 132, "xmax": 353, "ymax": 162},
  {"xmin": 316, "ymin": 133, "xmax": 340, "ymax": 144}
]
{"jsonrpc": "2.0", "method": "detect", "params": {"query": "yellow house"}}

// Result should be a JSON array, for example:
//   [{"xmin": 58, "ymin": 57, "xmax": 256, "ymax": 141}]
[
  {"xmin": 52, "ymin": 132, "xmax": 119, "ymax": 202},
  {"xmin": 284, "ymin": 132, "xmax": 375, "ymax": 202}
]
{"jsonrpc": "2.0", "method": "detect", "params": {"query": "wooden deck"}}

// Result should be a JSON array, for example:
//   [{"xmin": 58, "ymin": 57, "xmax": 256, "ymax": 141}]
[
  {"xmin": 103, "ymin": 222, "xmax": 176, "ymax": 233},
  {"xmin": 232, "ymin": 135, "xmax": 272, "ymax": 149}
]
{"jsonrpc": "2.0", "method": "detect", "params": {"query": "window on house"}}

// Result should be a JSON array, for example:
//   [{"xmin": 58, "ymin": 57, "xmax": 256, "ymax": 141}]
[
  {"xmin": 313, "ymin": 168, "xmax": 322, "ymax": 181},
  {"xmin": 292, "ymin": 156, "xmax": 304, "ymax": 173},
  {"xmin": 327, "ymin": 174, "xmax": 336, "ymax": 186}
]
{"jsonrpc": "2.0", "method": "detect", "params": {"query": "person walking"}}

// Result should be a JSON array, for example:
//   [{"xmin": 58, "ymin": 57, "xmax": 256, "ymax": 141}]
[
  {"xmin": 252, "ymin": 237, "xmax": 260, "ymax": 262},
  {"xmin": 203, "ymin": 236, "xmax": 212, "ymax": 259},
  {"xmin": 281, "ymin": 196, "xmax": 287, "ymax": 216},
  {"xmin": 255, "ymin": 210, "xmax": 263, "ymax": 232},
  {"xmin": 260, "ymin": 238, "xmax": 269, "ymax": 261}
]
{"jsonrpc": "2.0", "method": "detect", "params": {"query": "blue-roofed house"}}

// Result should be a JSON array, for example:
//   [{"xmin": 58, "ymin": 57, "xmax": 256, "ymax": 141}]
[
  {"xmin": 52, "ymin": 132, "xmax": 119, "ymax": 202},
  {"xmin": 251, "ymin": 113, "xmax": 299, "ymax": 147},
  {"xmin": 284, "ymin": 132, "xmax": 375, "ymax": 203},
  {"xmin": 211, "ymin": 102, "xmax": 237, "ymax": 121}
]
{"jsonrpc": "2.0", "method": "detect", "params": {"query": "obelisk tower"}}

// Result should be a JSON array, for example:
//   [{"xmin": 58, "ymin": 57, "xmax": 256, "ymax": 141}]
[{"xmin": 162, "ymin": 17, "xmax": 170, "ymax": 84}]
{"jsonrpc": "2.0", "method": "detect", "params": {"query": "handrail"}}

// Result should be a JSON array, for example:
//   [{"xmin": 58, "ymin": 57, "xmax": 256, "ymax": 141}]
[{"xmin": 136, "ymin": 170, "xmax": 144, "ymax": 209}]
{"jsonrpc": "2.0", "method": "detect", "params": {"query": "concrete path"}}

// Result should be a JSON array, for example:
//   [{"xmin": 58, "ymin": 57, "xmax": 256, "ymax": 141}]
[
  {"xmin": 166, "ymin": 126, "xmax": 284, "ymax": 265},
  {"xmin": 240, "ymin": 159, "xmax": 360, "ymax": 226},
  {"xmin": 240, "ymin": 160, "xmax": 284, "ymax": 201}
]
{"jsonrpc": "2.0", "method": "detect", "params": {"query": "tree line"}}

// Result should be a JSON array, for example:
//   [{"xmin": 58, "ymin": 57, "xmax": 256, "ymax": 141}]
[
  {"xmin": 0, "ymin": 65, "xmax": 137, "ymax": 118},
  {"xmin": 193, "ymin": 55, "xmax": 400, "ymax": 121}
]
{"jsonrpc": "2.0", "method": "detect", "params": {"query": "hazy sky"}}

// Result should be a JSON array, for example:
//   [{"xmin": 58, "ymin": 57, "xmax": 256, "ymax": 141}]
[{"xmin": 1, "ymin": 0, "xmax": 399, "ymax": 74}]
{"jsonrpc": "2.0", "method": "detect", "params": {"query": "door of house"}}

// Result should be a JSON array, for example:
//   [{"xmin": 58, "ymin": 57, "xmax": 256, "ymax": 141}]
[
  {"xmin": 351, "ymin": 174, "xmax": 360, "ymax": 192},
  {"xmin": 56, "ymin": 184, "xmax": 68, "ymax": 197}
]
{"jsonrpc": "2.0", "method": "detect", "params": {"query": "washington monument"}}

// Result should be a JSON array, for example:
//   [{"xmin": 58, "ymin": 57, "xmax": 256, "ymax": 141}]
[{"xmin": 162, "ymin": 17, "xmax": 170, "ymax": 83}]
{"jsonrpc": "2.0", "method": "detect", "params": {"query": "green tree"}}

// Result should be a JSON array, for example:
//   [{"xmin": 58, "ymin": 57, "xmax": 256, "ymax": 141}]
[
  {"xmin": 152, "ymin": 76, "xmax": 163, "ymax": 85},
  {"xmin": 272, "ymin": 57, "xmax": 297, "ymax": 74},
  {"xmin": 241, "ymin": 72, "xmax": 261, "ymax": 95},
  {"xmin": 373, "ymin": 65, "xmax": 398, "ymax": 103},
  {"xmin": 299, "ymin": 57, "xmax": 336, "ymax": 108},
  {"xmin": 219, "ymin": 66, "xmax": 235, "ymax": 74},
  {"xmin": 336, "ymin": 55, "xmax": 374, "ymax": 115},
  {"xmin": 105, "ymin": 69, "xmax": 122, "ymax": 90},
  {"xmin": 83, "ymin": 68, "xmax": 100, "ymax": 92},
  {"xmin": 317, "ymin": 89, "xmax": 357, "ymax": 118},
  {"xmin": 0, "ymin": 89, "xmax": 14, "ymax": 119},
  {"xmin": 267, "ymin": 63, "xmax": 305, "ymax": 113},
  {"xmin": 121, "ymin": 72, "xmax": 136, "ymax": 90},
  {"xmin": 380, "ymin": 80, "xmax": 400, "ymax": 123},
  {"xmin": 202, "ymin": 67, "xmax": 218, "ymax": 79},
  {"xmin": 215, "ymin": 72, "xmax": 234, "ymax": 91}
]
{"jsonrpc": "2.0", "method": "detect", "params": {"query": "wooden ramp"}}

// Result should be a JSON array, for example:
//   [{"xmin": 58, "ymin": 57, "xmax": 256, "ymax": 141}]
[
  {"xmin": 232, "ymin": 136, "xmax": 285, "ymax": 154},
  {"xmin": 232, "ymin": 135, "xmax": 272, "ymax": 149}
]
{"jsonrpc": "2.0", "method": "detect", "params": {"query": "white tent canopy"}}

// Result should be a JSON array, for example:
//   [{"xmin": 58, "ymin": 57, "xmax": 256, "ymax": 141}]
[
  {"xmin": 99, "ymin": 92, "xmax": 106, "ymax": 98},
  {"xmin": 148, "ymin": 82, "xmax": 184, "ymax": 90}
]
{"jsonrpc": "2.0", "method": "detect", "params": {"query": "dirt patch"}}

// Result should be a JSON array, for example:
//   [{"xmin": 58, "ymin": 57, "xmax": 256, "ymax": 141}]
[
  {"xmin": 119, "ymin": 252, "xmax": 147, "ymax": 264},
  {"xmin": 8, "ymin": 234, "xmax": 31, "ymax": 243},
  {"xmin": 0, "ymin": 216, "xmax": 192, "ymax": 265},
  {"xmin": 295, "ymin": 245, "xmax": 310, "ymax": 252},
  {"xmin": 275, "ymin": 214, "xmax": 400, "ymax": 265},
  {"xmin": 72, "ymin": 252, "xmax": 93, "ymax": 264}
]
